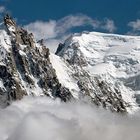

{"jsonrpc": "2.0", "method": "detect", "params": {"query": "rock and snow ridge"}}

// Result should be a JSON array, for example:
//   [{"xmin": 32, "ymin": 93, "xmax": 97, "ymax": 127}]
[
  {"xmin": 0, "ymin": 15, "xmax": 72, "ymax": 107},
  {"xmin": 0, "ymin": 15, "xmax": 139, "ymax": 113}
]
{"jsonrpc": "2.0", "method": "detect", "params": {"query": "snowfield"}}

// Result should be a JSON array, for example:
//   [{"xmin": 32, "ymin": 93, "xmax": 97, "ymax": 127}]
[{"xmin": 60, "ymin": 31, "xmax": 140, "ymax": 78}]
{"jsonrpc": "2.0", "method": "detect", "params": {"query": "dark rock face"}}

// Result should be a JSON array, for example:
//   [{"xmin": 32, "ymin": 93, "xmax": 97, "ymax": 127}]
[
  {"xmin": 56, "ymin": 42, "xmax": 88, "ymax": 66},
  {"xmin": 75, "ymin": 68, "xmax": 128, "ymax": 113},
  {"xmin": 0, "ymin": 15, "xmax": 72, "ymax": 107},
  {"xmin": 55, "ymin": 43, "xmax": 65, "ymax": 55}
]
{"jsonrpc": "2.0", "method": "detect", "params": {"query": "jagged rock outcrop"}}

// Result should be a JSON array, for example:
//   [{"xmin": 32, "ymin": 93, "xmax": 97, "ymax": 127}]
[
  {"xmin": 56, "ymin": 40, "xmax": 87, "ymax": 66},
  {"xmin": 0, "ymin": 15, "xmax": 72, "ymax": 107}
]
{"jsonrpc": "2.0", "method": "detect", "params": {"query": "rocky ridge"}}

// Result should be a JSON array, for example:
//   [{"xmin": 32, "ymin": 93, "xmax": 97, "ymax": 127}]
[{"xmin": 0, "ymin": 15, "xmax": 72, "ymax": 107}]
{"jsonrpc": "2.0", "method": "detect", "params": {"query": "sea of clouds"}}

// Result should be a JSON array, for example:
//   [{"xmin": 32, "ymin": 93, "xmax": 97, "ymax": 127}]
[{"xmin": 0, "ymin": 96, "xmax": 140, "ymax": 140}]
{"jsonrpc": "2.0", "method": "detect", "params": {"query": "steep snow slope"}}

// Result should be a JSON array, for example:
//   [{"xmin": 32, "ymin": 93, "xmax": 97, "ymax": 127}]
[
  {"xmin": 54, "ymin": 32, "xmax": 140, "ymax": 113},
  {"xmin": 50, "ymin": 54, "xmax": 80, "ymax": 98}
]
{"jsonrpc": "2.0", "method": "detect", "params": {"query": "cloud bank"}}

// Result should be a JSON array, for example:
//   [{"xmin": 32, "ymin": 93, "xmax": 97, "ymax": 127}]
[
  {"xmin": 24, "ymin": 14, "xmax": 116, "ymax": 53},
  {"xmin": 0, "ymin": 96, "xmax": 140, "ymax": 140}
]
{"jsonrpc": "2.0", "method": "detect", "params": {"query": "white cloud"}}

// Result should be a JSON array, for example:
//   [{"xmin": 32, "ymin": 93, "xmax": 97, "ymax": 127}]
[
  {"xmin": 24, "ymin": 14, "xmax": 117, "ymax": 53},
  {"xmin": 102, "ymin": 19, "xmax": 116, "ymax": 33},
  {"xmin": 24, "ymin": 20, "xmax": 57, "ymax": 39},
  {"xmin": 0, "ymin": 96, "xmax": 140, "ymax": 140},
  {"xmin": 55, "ymin": 14, "xmax": 101, "ymax": 34},
  {"xmin": 128, "ymin": 19, "xmax": 140, "ymax": 31},
  {"xmin": 0, "ymin": 6, "xmax": 5, "ymax": 13},
  {"xmin": 126, "ymin": 19, "xmax": 140, "ymax": 35},
  {"xmin": 24, "ymin": 14, "xmax": 101, "ymax": 40}
]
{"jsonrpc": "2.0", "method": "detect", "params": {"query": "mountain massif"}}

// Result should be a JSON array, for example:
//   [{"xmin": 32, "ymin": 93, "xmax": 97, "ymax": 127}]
[{"xmin": 0, "ymin": 15, "xmax": 139, "ymax": 113}]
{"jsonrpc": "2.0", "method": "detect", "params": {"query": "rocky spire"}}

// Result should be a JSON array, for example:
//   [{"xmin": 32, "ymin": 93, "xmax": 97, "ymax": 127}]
[
  {"xmin": 0, "ymin": 15, "xmax": 73, "ymax": 107},
  {"xmin": 4, "ymin": 14, "xmax": 16, "ymax": 27}
]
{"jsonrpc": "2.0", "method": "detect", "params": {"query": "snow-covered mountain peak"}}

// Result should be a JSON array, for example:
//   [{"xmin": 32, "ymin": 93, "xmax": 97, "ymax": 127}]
[
  {"xmin": 57, "ymin": 31, "xmax": 140, "ymax": 76},
  {"xmin": 54, "ymin": 31, "xmax": 140, "ymax": 113}
]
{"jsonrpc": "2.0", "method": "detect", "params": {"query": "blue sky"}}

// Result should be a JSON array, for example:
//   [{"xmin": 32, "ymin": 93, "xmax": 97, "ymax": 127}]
[
  {"xmin": 0, "ymin": 0, "xmax": 140, "ymax": 52},
  {"xmin": 1, "ymin": 0, "xmax": 140, "ymax": 34}
]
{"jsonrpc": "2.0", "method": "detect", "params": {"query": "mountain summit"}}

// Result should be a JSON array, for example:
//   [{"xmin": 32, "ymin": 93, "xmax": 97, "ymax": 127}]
[
  {"xmin": 0, "ymin": 15, "xmax": 139, "ymax": 113},
  {"xmin": 54, "ymin": 32, "xmax": 140, "ymax": 113}
]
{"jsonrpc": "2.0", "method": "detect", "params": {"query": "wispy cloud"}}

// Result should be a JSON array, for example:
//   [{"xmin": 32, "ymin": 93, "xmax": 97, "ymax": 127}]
[
  {"xmin": 25, "ymin": 14, "xmax": 116, "ymax": 39},
  {"xmin": 127, "ymin": 19, "xmax": 140, "ymax": 35},
  {"xmin": 128, "ymin": 19, "xmax": 140, "ymax": 31},
  {"xmin": 55, "ymin": 14, "xmax": 116, "ymax": 34},
  {"xmin": 102, "ymin": 19, "xmax": 116, "ymax": 33},
  {"xmin": 55, "ymin": 14, "xmax": 101, "ymax": 35},
  {"xmin": 25, "ymin": 20, "xmax": 57, "ymax": 39},
  {"xmin": 0, "ymin": 6, "xmax": 5, "ymax": 13},
  {"xmin": 24, "ymin": 14, "xmax": 117, "ymax": 53}
]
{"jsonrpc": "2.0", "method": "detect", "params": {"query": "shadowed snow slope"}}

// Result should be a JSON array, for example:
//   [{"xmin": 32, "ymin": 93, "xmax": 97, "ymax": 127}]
[{"xmin": 0, "ymin": 97, "xmax": 140, "ymax": 140}]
